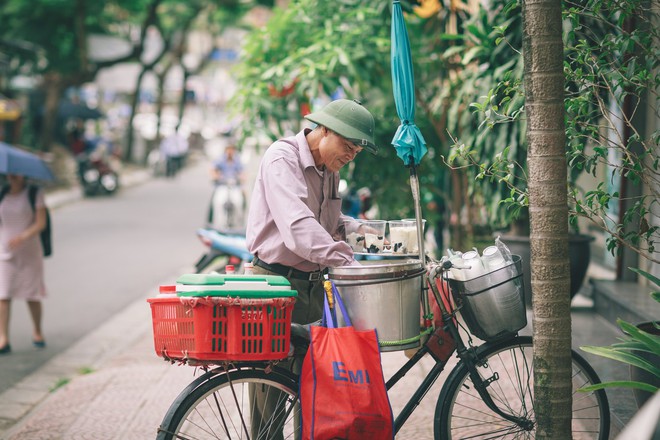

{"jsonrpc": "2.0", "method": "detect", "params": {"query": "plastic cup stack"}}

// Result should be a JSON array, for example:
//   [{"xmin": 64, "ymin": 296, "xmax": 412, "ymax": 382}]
[
  {"xmin": 460, "ymin": 250, "xmax": 503, "ymax": 337},
  {"xmin": 482, "ymin": 246, "xmax": 524, "ymax": 332}
]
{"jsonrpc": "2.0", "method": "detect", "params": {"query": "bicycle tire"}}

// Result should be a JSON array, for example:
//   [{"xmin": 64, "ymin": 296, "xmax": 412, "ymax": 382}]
[
  {"xmin": 157, "ymin": 365, "xmax": 300, "ymax": 440},
  {"xmin": 434, "ymin": 336, "xmax": 610, "ymax": 439}
]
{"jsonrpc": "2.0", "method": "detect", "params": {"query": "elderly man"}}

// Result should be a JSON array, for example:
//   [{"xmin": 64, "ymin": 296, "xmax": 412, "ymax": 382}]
[
  {"xmin": 247, "ymin": 98, "xmax": 377, "ymax": 324},
  {"xmin": 246, "ymin": 98, "xmax": 378, "ymax": 438}
]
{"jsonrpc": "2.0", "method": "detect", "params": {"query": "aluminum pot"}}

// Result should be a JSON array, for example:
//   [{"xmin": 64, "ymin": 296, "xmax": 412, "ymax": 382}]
[{"xmin": 328, "ymin": 259, "xmax": 425, "ymax": 352}]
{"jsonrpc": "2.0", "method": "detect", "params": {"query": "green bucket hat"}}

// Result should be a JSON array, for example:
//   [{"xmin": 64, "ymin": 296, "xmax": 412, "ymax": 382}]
[{"xmin": 304, "ymin": 99, "xmax": 377, "ymax": 154}]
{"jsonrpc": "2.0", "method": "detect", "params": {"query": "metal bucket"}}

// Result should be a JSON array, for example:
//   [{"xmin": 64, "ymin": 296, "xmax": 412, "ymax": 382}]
[{"xmin": 328, "ymin": 259, "xmax": 425, "ymax": 352}]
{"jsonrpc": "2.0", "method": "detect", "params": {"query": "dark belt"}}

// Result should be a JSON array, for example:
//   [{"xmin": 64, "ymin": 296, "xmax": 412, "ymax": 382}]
[{"xmin": 253, "ymin": 257, "xmax": 327, "ymax": 282}]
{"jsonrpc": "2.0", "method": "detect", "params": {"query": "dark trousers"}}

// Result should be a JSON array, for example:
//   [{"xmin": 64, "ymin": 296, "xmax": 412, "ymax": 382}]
[{"xmin": 249, "ymin": 264, "xmax": 325, "ymax": 439}]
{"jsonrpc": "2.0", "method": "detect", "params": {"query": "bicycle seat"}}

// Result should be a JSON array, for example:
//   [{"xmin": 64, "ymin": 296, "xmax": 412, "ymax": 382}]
[
  {"xmin": 290, "ymin": 320, "xmax": 321, "ymax": 351},
  {"xmin": 290, "ymin": 322, "xmax": 310, "ymax": 343}
]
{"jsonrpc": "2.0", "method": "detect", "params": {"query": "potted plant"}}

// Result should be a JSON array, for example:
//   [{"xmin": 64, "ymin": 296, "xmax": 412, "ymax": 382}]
[{"xmin": 580, "ymin": 268, "xmax": 660, "ymax": 408}]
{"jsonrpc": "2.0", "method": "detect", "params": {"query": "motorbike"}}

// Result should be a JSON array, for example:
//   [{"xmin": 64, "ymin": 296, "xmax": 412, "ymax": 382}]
[
  {"xmin": 208, "ymin": 179, "xmax": 244, "ymax": 231},
  {"xmin": 77, "ymin": 138, "xmax": 120, "ymax": 197},
  {"xmin": 195, "ymin": 227, "xmax": 253, "ymax": 273}
]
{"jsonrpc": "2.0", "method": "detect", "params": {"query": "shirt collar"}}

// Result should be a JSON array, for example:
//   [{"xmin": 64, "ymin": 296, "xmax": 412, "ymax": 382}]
[{"xmin": 299, "ymin": 128, "xmax": 327, "ymax": 173}]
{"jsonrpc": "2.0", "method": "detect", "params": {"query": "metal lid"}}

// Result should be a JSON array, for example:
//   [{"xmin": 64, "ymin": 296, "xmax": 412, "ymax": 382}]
[{"xmin": 329, "ymin": 259, "xmax": 423, "ymax": 281}]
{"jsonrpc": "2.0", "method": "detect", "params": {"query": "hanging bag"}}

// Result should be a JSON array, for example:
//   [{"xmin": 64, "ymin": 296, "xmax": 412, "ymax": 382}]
[{"xmin": 300, "ymin": 281, "xmax": 394, "ymax": 440}]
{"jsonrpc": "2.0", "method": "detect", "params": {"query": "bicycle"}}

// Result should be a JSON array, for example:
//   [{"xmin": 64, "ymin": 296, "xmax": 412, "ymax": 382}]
[{"xmin": 154, "ymin": 255, "xmax": 610, "ymax": 439}]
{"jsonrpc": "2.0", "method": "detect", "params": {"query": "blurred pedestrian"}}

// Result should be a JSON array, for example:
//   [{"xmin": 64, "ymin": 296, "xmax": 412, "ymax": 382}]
[
  {"xmin": 210, "ymin": 144, "xmax": 244, "ymax": 186},
  {"xmin": 0, "ymin": 174, "xmax": 48, "ymax": 354},
  {"xmin": 208, "ymin": 144, "xmax": 246, "ymax": 229},
  {"xmin": 357, "ymin": 186, "xmax": 379, "ymax": 219},
  {"xmin": 160, "ymin": 130, "xmax": 189, "ymax": 178},
  {"xmin": 67, "ymin": 119, "xmax": 86, "ymax": 157}
]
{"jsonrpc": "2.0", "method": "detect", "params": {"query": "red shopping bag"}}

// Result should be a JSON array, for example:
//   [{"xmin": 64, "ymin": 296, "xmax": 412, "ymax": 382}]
[{"xmin": 300, "ymin": 282, "xmax": 394, "ymax": 440}]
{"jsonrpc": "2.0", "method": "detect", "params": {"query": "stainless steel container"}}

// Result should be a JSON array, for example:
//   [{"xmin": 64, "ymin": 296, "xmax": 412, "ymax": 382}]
[{"xmin": 328, "ymin": 259, "xmax": 425, "ymax": 352}]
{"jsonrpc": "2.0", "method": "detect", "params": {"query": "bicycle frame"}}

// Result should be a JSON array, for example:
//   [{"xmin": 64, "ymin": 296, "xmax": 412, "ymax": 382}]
[
  {"xmin": 159, "ymin": 254, "xmax": 610, "ymax": 439},
  {"xmin": 384, "ymin": 261, "xmax": 532, "ymax": 434},
  {"xmin": 165, "ymin": 260, "xmax": 533, "ymax": 437}
]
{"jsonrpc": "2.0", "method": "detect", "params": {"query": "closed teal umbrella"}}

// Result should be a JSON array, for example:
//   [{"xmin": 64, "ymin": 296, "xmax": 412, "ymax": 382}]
[
  {"xmin": 391, "ymin": 2, "xmax": 429, "ymax": 322},
  {"xmin": 391, "ymin": 0, "xmax": 427, "ymax": 166}
]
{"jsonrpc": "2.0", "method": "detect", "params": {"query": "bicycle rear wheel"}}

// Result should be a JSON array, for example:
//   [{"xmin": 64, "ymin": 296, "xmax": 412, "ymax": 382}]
[
  {"xmin": 158, "ymin": 365, "xmax": 300, "ymax": 440},
  {"xmin": 434, "ymin": 336, "xmax": 610, "ymax": 439}
]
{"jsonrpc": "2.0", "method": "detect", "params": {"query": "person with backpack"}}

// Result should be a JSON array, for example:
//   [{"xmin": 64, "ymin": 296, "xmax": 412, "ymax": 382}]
[{"xmin": 0, "ymin": 174, "xmax": 49, "ymax": 354}]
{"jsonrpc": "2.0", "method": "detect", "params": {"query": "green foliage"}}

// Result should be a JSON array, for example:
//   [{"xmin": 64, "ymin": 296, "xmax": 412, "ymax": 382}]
[
  {"xmin": 78, "ymin": 366, "xmax": 95, "ymax": 375},
  {"xmin": 50, "ymin": 377, "xmax": 71, "ymax": 392},
  {"xmin": 0, "ymin": 0, "xmax": 152, "ymax": 76},
  {"xmin": 230, "ymin": 0, "xmax": 425, "ymax": 220},
  {"xmin": 230, "ymin": 0, "xmax": 658, "ymax": 255},
  {"xmin": 230, "ymin": 0, "xmax": 391, "ymax": 140},
  {"xmin": 580, "ymin": 268, "xmax": 660, "ymax": 394},
  {"xmin": 562, "ymin": 0, "xmax": 659, "ymax": 260},
  {"xmin": 439, "ymin": 0, "xmax": 526, "ymax": 230},
  {"xmin": 447, "ymin": 0, "xmax": 659, "ymax": 262}
]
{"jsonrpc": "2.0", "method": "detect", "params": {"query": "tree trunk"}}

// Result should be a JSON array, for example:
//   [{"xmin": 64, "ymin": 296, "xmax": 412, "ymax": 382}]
[
  {"xmin": 40, "ymin": 73, "xmax": 64, "ymax": 151},
  {"xmin": 177, "ymin": 69, "xmax": 190, "ymax": 130},
  {"xmin": 522, "ymin": 0, "xmax": 572, "ymax": 438},
  {"xmin": 124, "ymin": 68, "xmax": 148, "ymax": 162},
  {"xmin": 154, "ymin": 63, "xmax": 171, "ymax": 148}
]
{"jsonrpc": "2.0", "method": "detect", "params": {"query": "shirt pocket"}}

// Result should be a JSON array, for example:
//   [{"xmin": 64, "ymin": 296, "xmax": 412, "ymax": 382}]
[{"xmin": 321, "ymin": 198, "xmax": 342, "ymax": 233}]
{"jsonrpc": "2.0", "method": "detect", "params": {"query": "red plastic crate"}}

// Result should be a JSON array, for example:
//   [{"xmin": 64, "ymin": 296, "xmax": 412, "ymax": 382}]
[{"xmin": 147, "ymin": 295, "xmax": 296, "ymax": 362}]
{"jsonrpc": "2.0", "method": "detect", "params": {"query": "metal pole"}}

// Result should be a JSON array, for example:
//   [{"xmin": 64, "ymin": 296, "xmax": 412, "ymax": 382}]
[{"xmin": 409, "ymin": 157, "xmax": 430, "ymax": 321}]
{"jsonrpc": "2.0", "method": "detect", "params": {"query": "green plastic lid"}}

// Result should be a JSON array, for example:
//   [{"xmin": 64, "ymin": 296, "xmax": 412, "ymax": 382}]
[
  {"xmin": 175, "ymin": 273, "xmax": 297, "ymax": 298},
  {"xmin": 176, "ymin": 273, "xmax": 292, "ymax": 286}
]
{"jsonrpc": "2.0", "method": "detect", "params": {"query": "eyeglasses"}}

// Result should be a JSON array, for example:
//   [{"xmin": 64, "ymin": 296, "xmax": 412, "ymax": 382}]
[
  {"xmin": 325, "ymin": 127, "xmax": 363, "ymax": 155},
  {"xmin": 343, "ymin": 142, "xmax": 363, "ymax": 156}
]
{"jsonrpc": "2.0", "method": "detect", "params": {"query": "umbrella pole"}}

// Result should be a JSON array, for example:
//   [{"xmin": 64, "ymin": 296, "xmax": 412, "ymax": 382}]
[{"xmin": 408, "ymin": 158, "xmax": 430, "ymax": 325}]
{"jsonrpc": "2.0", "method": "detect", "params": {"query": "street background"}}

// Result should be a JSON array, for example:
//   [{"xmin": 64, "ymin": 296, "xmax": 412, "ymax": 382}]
[{"xmin": 0, "ymin": 154, "xmax": 641, "ymax": 439}]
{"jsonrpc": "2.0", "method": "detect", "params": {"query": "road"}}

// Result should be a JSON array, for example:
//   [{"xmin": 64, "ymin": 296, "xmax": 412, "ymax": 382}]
[{"xmin": 0, "ymin": 156, "xmax": 215, "ymax": 394}]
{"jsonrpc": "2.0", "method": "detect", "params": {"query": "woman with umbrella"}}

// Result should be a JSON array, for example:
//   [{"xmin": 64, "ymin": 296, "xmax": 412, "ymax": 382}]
[{"xmin": 0, "ymin": 143, "xmax": 53, "ymax": 354}]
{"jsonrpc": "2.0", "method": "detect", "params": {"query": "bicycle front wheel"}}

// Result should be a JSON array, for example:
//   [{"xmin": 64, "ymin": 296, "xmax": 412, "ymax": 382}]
[
  {"xmin": 158, "ymin": 365, "xmax": 300, "ymax": 440},
  {"xmin": 434, "ymin": 336, "xmax": 610, "ymax": 439}
]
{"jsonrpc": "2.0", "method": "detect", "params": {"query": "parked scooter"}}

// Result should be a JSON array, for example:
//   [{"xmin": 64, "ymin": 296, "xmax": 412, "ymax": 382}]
[
  {"xmin": 77, "ymin": 137, "xmax": 120, "ymax": 196},
  {"xmin": 195, "ymin": 227, "xmax": 253, "ymax": 273}
]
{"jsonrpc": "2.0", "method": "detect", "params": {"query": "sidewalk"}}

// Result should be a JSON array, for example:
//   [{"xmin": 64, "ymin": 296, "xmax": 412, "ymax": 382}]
[{"xmin": 0, "ymin": 288, "xmax": 631, "ymax": 439}]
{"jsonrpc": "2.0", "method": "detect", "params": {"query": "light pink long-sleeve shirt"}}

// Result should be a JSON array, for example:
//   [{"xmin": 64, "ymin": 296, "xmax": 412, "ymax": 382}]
[{"xmin": 246, "ymin": 129, "xmax": 360, "ymax": 272}]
